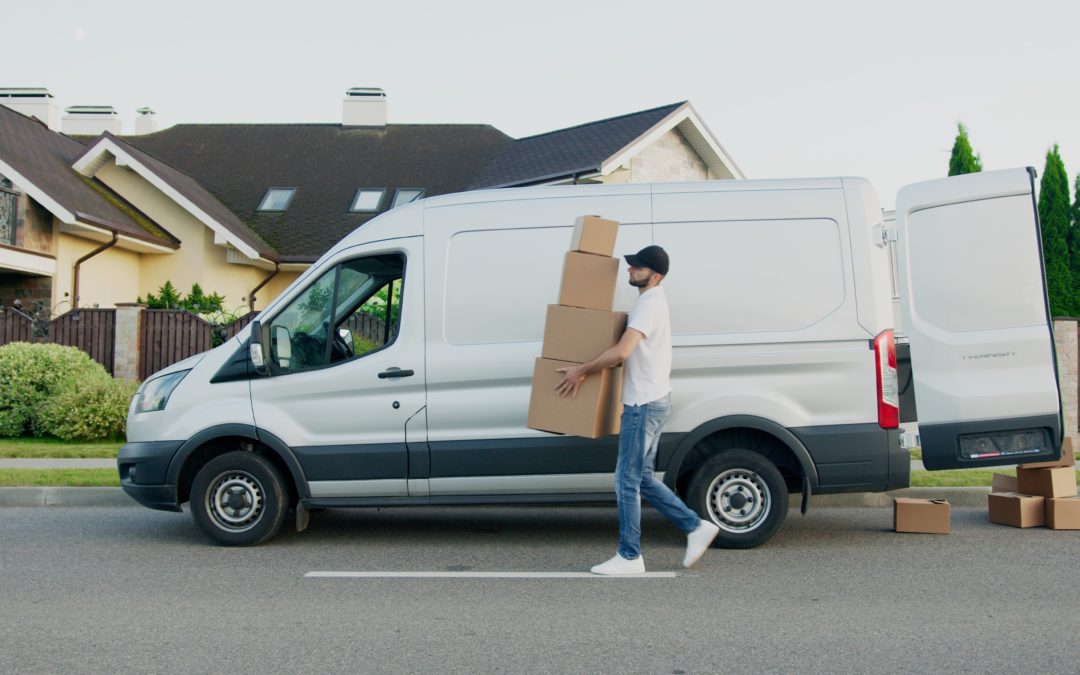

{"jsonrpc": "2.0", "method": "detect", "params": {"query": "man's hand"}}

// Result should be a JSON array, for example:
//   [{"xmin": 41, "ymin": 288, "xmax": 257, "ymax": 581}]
[{"xmin": 554, "ymin": 364, "xmax": 588, "ymax": 398}]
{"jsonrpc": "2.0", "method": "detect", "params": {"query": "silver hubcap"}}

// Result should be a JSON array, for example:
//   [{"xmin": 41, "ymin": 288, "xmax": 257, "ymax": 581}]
[
  {"xmin": 706, "ymin": 468, "xmax": 771, "ymax": 533},
  {"xmin": 206, "ymin": 471, "xmax": 264, "ymax": 533}
]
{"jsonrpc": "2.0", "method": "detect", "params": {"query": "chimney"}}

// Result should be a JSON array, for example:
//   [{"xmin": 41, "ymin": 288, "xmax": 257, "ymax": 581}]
[
  {"xmin": 62, "ymin": 105, "xmax": 122, "ymax": 135},
  {"xmin": 343, "ymin": 87, "xmax": 387, "ymax": 127},
  {"xmin": 0, "ymin": 88, "xmax": 60, "ymax": 130},
  {"xmin": 134, "ymin": 107, "xmax": 158, "ymax": 135}
]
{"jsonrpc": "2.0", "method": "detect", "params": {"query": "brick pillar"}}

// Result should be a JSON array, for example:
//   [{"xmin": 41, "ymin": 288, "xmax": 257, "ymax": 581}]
[
  {"xmin": 1053, "ymin": 319, "xmax": 1079, "ymax": 452},
  {"xmin": 114, "ymin": 303, "xmax": 145, "ymax": 381}
]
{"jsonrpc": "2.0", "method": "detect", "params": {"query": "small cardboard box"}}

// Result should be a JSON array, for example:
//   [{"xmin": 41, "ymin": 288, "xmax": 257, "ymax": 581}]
[
  {"xmin": 988, "ymin": 492, "xmax": 1045, "ymax": 528},
  {"xmin": 991, "ymin": 473, "xmax": 1019, "ymax": 493},
  {"xmin": 541, "ymin": 305, "xmax": 628, "ymax": 364},
  {"xmin": 894, "ymin": 498, "xmax": 950, "ymax": 534},
  {"xmin": 1019, "ymin": 436, "xmax": 1076, "ymax": 470},
  {"xmin": 570, "ymin": 215, "xmax": 619, "ymax": 257},
  {"xmin": 1046, "ymin": 496, "xmax": 1080, "ymax": 529},
  {"xmin": 558, "ymin": 252, "xmax": 620, "ymax": 311},
  {"xmin": 1016, "ymin": 465, "xmax": 1078, "ymax": 499},
  {"xmin": 526, "ymin": 357, "xmax": 622, "ymax": 439}
]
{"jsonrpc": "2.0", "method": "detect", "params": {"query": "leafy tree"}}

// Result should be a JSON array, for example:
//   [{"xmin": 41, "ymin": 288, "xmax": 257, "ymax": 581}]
[
  {"xmin": 1070, "ymin": 175, "xmax": 1080, "ymax": 314},
  {"xmin": 948, "ymin": 123, "xmax": 983, "ymax": 176},
  {"xmin": 1038, "ymin": 144, "xmax": 1074, "ymax": 316}
]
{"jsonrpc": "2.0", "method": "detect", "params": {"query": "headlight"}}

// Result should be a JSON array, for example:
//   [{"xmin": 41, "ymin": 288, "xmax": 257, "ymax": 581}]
[{"xmin": 136, "ymin": 370, "xmax": 190, "ymax": 413}]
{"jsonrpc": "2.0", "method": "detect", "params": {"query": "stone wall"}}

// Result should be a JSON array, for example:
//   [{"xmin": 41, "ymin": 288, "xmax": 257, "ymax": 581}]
[
  {"xmin": 1053, "ymin": 318, "xmax": 1078, "ymax": 451},
  {"xmin": 628, "ymin": 128, "xmax": 709, "ymax": 183},
  {"xmin": 18, "ymin": 196, "xmax": 53, "ymax": 254}
]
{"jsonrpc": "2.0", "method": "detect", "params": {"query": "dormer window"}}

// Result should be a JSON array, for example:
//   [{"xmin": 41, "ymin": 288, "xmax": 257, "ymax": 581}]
[
  {"xmin": 392, "ymin": 188, "xmax": 425, "ymax": 208},
  {"xmin": 350, "ymin": 188, "xmax": 385, "ymax": 213},
  {"xmin": 257, "ymin": 188, "xmax": 296, "ymax": 212}
]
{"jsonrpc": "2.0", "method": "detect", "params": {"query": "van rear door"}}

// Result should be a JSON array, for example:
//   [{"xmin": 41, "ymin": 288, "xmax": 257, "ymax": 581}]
[{"xmin": 895, "ymin": 167, "xmax": 1063, "ymax": 470}]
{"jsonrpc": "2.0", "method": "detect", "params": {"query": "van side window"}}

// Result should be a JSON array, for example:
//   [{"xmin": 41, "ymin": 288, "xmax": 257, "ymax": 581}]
[{"xmin": 268, "ymin": 254, "xmax": 405, "ymax": 373}]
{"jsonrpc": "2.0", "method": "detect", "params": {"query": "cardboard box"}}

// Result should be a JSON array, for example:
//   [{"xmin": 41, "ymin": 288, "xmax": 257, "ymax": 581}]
[
  {"xmin": 991, "ymin": 473, "xmax": 1019, "ymax": 493},
  {"xmin": 1046, "ymin": 496, "xmax": 1080, "ymax": 529},
  {"xmin": 988, "ymin": 492, "xmax": 1045, "ymax": 528},
  {"xmin": 1019, "ymin": 436, "xmax": 1076, "ymax": 470},
  {"xmin": 893, "ymin": 498, "xmax": 950, "ymax": 534},
  {"xmin": 1015, "ymin": 465, "xmax": 1078, "ymax": 499},
  {"xmin": 558, "ymin": 252, "xmax": 620, "ymax": 311},
  {"xmin": 570, "ymin": 215, "xmax": 620, "ymax": 257},
  {"xmin": 526, "ymin": 357, "xmax": 622, "ymax": 438},
  {"xmin": 541, "ymin": 305, "xmax": 628, "ymax": 363}
]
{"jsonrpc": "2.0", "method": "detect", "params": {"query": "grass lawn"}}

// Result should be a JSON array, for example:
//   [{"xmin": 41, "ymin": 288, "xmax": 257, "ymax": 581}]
[
  {"xmin": 0, "ymin": 438, "xmax": 121, "ymax": 459},
  {"xmin": 0, "ymin": 468, "xmax": 119, "ymax": 487}
]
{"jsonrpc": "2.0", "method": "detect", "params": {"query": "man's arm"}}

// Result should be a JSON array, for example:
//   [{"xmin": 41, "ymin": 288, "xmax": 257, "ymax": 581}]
[{"xmin": 553, "ymin": 328, "xmax": 644, "ymax": 398}]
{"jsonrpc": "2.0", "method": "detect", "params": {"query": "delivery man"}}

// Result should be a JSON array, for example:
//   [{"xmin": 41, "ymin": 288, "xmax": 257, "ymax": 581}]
[{"xmin": 554, "ymin": 245, "xmax": 719, "ymax": 575}]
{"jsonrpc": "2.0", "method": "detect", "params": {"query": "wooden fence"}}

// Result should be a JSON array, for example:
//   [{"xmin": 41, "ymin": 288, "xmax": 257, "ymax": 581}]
[
  {"xmin": 0, "ymin": 307, "xmax": 33, "ymax": 344},
  {"xmin": 138, "ymin": 310, "xmax": 213, "ymax": 381},
  {"xmin": 48, "ymin": 308, "xmax": 116, "ymax": 375}
]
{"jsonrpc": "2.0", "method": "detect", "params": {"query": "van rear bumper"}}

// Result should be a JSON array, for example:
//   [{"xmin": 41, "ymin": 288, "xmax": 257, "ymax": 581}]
[
  {"xmin": 792, "ymin": 424, "xmax": 907, "ymax": 494},
  {"xmin": 118, "ymin": 440, "xmax": 183, "ymax": 512}
]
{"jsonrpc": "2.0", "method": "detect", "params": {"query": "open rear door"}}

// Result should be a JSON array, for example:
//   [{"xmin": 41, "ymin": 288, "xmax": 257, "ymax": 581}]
[{"xmin": 895, "ymin": 167, "xmax": 1063, "ymax": 470}]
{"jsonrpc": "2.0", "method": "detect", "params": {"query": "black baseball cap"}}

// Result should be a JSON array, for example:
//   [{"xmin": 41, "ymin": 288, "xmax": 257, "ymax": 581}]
[{"xmin": 624, "ymin": 245, "xmax": 670, "ymax": 276}]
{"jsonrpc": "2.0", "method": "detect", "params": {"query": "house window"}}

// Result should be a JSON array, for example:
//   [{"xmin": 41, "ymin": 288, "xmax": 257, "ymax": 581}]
[
  {"xmin": 350, "ymin": 188, "xmax": 385, "ymax": 213},
  {"xmin": 391, "ymin": 188, "xmax": 425, "ymax": 209},
  {"xmin": 257, "ymin": 188, "xmax": 296, "ymax": 212},
  {"xmin": 0, "ymin": 179, "xmax": 17, "ymax": 246}
]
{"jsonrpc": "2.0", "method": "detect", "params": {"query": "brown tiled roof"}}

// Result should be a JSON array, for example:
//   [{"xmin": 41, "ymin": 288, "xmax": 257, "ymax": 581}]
[
  {"xmin": 126, "ymin": 124, "xmax": 513, "ymax": 261},
  {"xmin": 79, "ymin": 132, "xmax": 276, "ymax": 260},
  {"xmin": 0, "ymin": 104, "xmax": 177, "ymax": 248}
]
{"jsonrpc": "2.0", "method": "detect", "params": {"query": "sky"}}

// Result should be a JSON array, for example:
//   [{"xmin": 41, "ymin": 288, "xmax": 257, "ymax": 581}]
[{"xmin": 4, "ymin": 0, "xmax": 1079, "ymax": 207}]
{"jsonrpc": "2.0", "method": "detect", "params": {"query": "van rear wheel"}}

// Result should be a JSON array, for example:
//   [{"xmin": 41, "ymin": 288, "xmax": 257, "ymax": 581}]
[
  {"xmin": 191, "ymin": 451, "xmax": 288, "ymax": 546},
  {"xmin": 687, "ymin": 449, "xmax": 788, "ymax": 549}
]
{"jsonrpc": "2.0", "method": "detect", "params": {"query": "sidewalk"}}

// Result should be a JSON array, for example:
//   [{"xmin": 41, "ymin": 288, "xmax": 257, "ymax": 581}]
[{"xmin": 0, "ymin": 458, "xmax": 116, "ymax": 469}]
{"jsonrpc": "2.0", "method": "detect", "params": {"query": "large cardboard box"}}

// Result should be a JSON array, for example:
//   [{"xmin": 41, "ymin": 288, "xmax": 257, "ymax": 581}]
[
  {"xmin": 526, "ymin": 357, "xmax": 622, "ymax": 438},
  {"xmin": 1016, "ymin": 465, "xmax": 1078, "ymax": 499},
  {"xmin": 893, "ymin": 498, "xmax": 950, "ymax": 534},
  {"xmin": 541, "ymin": 305, "xmax": 628, "ymax": 364},
  {"xmin": 988, "ymin": 492, "xmax": 1045, "ymax": 528},
  {"xmin": 1046, "ymin": 496, "xmax": 1080, "ymax": 529},
  {"xmin": 991, "ymin": 473, "xmax": 1019, "ymax": 493},
  {"xmin": 1019, "ymin": 436, "xmax": 1076, "ymax": 470},
  {"xmin": 558, "ymin": 252, "xmax": 620, "ymax": 311},
  {"xmin": 570, "ymin": 215, "xmax": 619, "ymax": 257}
]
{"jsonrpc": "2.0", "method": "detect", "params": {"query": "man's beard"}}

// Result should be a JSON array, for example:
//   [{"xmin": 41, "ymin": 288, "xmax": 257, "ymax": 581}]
[{"xmin": 628, "ymin": 276, "xmax": 648, "ymax": 288}]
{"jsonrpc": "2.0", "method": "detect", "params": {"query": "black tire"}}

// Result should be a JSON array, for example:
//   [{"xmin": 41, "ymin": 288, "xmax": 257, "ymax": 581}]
[
  {"xmin": 190, "ymin": 451, "xmax": 288, "ymax": 546},
  {"xmin": 686, "ymin": 448, "xmax": 789, "ymax": 549}
]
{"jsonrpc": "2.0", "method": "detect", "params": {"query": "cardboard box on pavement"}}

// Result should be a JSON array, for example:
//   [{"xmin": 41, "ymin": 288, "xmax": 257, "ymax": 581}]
[
  {"xmin": 1019, "ymin": 436, "xmax": 1076, "ymax": 470},
  {"xmin": 526, "ymin": 357, "xmax": 622, "ymax": 439},
  {"xmin": 558, "ymin": 252, "xmax": 619, "ymax": 311},
  {"xmin": 541, "ymin": 305, "xmax": 627, "ymax": 364},
  {"xmin": 988, "ymin": 492, "xmax": 1045, "ymax": 528},
  {"xmin": 991, "ymin": 473, "xmax": 1019, "ymax": 493},
  {"xmin": 1046, "ymin": 496, "xmax": 1080, "ymax": 530},
  {"xmin": 893, "ymin": 498, "xmax": 950, "ymax": 534},
  {"xmin": 570, "ymin": 215, "xmax": 619, "ymax": 257},
  {"xmin": 1015, "ymin": 465, "xmax": 1078, "ymax": 499}
]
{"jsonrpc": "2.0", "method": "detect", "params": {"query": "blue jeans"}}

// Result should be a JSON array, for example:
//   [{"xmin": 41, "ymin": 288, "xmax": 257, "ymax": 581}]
[{"xmin": 615, "ymin": 394, "xmax": 701, "ymax": 560}]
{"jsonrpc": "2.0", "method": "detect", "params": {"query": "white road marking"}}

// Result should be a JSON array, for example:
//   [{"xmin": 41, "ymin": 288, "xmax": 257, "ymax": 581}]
[{"xmin": 305, "ymin": 571, "xmax": 678, "ymax": 579}]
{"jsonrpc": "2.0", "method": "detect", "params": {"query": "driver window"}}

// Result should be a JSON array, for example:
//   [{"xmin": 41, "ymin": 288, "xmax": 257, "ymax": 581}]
[{"xmin": 268, "ymin": 254, "xmax": 404, "ymax": 374}]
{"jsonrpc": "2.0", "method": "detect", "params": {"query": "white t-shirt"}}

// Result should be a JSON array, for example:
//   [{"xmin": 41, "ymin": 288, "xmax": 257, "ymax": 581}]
[{"xmin": 622, "ymin": 285, "xmax": 673, "ymax": 406}]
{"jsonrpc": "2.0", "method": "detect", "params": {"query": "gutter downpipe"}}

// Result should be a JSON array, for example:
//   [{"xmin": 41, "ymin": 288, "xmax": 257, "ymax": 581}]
[
  {"xmin": 73, "ymin": 231, "xmax": 118, "ymax": 309},
  {"xmin": 249, "ymin": 262, "xmax": 280, "ymax": 312}
]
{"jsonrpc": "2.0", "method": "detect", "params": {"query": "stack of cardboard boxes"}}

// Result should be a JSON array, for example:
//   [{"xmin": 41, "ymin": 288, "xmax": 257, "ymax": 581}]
[
  {"xmin": 988, "ymin": 438, "xmax": 1080, "ymax": 529},
  {"xmin": 527, "ymin": 216, "xmax": 627, "ymax": 439}
]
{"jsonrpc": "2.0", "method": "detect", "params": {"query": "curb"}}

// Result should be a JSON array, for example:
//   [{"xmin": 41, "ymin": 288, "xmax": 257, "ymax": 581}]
[{"xmin": 0, "ymin": 486, "xmax": 991, "ymax": 508}]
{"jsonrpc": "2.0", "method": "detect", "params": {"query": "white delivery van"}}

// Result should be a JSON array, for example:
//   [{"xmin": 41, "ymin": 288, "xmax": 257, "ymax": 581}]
[{"xmin": 119, "ymin": 167, "xmax": 1064, "ymax": 547}]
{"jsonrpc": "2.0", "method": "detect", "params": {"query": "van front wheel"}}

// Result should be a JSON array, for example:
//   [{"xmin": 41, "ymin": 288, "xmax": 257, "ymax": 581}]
[
  {"xmin": 686, "ymin": 449, "xmax": 788, "ymax": 549},
  {"xmin": 191, "ymin": 451, "xmax": 288, "ymax": 546}
]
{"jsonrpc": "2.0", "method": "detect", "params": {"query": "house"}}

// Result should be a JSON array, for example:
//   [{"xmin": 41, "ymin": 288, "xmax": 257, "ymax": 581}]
[{"xmin": 0, "ymin": 87, "xmax": 743, "ymax": 316}]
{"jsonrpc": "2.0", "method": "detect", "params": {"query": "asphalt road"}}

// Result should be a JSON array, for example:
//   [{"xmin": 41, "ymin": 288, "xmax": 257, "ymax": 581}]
[{"xmin": 1, "ymin": 505, "xmax": 1077, "ymax": 673}]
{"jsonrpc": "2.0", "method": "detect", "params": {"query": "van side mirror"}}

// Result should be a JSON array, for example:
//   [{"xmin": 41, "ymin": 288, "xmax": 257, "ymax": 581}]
[{"xmin": 248, "ymin": 320, "xmax": 269, "ymax": 375}]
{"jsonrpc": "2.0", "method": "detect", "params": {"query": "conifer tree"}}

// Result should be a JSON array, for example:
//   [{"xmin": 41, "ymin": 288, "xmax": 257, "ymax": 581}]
[
  {"xmin": 1038, "ymin": 145, "xmax": 1073, "ymax": 315},
  {"xmin": 948, "ymin": 123, "xmax": 983, "ymax": 176}
]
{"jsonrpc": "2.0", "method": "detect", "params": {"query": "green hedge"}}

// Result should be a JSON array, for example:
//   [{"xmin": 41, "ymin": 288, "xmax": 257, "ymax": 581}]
[{"xmin": 0, "ymin": 343, "xmax": 137, "ymax": 440}]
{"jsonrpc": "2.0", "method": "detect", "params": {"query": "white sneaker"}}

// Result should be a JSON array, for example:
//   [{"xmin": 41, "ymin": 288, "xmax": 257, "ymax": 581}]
[
  {"xmin": 683, "ymin": 520, "xmax": 720, "ymax": 568},
  {"xmin": 590, "ymin": 553, "xmax": 645, "ymax": 575}
]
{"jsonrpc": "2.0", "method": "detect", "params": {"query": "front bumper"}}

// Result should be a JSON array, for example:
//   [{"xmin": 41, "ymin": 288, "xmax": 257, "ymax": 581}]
[{"xmin": 117, "ymin": 440, "xmax": 184, "ymax": 512}]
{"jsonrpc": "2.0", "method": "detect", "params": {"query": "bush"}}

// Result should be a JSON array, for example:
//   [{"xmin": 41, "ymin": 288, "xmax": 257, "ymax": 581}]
[
  {"xmin": 0, "ymin": 343, "xmax": 106, "ymax": 437},
  {"xmin": 38, "ymin": 377, "xmax": 140, "ymax": 441}
]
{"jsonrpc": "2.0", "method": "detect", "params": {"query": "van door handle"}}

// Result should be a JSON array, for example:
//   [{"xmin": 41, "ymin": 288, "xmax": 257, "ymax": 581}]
[{"xmin": 378, "ymin": 368, "xmax": 415, "ymax": 379}]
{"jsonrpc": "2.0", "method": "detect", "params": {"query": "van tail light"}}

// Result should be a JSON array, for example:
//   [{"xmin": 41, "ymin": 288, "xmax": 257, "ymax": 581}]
[{"xmin": 874, "ymin": 329, "xmax": 899, "ymax": 429}]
